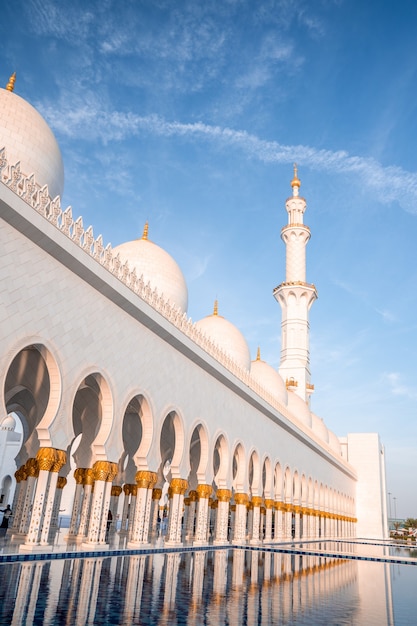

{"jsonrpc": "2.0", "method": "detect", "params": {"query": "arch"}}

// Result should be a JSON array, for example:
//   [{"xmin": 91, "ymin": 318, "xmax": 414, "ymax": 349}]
[
  {"xmin": 187, "ymin": 421, "xmax": 210, "ymax": 489},
  {"xmin": 292, "ymin": 470, "xmax": 300, "ymax": 505},
  {"xmin": 284, "ymin": 466, "xmax": 292, "ymax": 503},
  {"xmin": 262, "ymin": 456, "xmax": 273, "ymax": 499},
  {"xmin": 212, "ymin": 432, "xmax": 229, "ymax": 490},
  {"xmin": 300, "ymin": 474, "xmax": 308, "ymax": 507},
  {"xmin": 158, "ymin": 409, "xmax": 185, "ymax": 480},
  {"xmin": 117, "ymin": 393, "xmax": 154, "ymax": 482},
  {"xmin": 248, "ymin": 449, "xmax": 261, "ymax": 496},
  {"xmin": 232, "ymin": 442, "xmax": 246, "ymax": 493},
  {"xmin": 3, "ymin": 343, "xmax": 61, "ymax": 462},
  {"xmin": 274, "ymin": 462, "xmax": 283, "ymax": 500}
]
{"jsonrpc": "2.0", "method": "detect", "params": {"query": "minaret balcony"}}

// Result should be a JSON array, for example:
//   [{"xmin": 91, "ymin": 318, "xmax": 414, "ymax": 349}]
[
  {"xmin": 306, "ymin": 382, "xmax": 315, "ymax": 394},
  {"xmin": 285, "ymin": 377, "xmax": 298, "ymax": 389}
]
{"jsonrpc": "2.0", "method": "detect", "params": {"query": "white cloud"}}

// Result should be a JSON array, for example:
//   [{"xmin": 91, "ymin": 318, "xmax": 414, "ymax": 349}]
[{"xmin": 384, "ymin": 372, "xmax": 417, "ymax": 400}]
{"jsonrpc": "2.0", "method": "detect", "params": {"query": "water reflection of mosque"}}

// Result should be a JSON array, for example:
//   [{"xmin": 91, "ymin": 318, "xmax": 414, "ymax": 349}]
[{"xmin": 0, "ymin": 548, "xmax": 394, "ymax": 626}]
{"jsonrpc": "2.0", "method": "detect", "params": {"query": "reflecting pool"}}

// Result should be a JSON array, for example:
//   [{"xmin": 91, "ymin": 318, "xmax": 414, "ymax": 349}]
[{"xmin": 0, "ymin": 545, "xmax": 416, "ymax": 625}]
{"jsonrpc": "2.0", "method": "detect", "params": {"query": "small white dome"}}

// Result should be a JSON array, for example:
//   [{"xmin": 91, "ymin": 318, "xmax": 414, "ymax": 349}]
[
  {"xmin": 195, "ymin": 302, "xmax": 251, "ymax": 371},
  {"xmin": 1, "ymin": 414, "xmax": 16, "ymax": 431},
  {"xmin": 113, "ymin": 224, "xmax": 188, "ymax": 313},
  {"xmin": 250, "ymin": 351, "xmax": 287, "ymax": 405},
  {"xmin": 0, "ymin": 82, "xmax": 64, "ymax": 199},
  {"xmin": 287, "ymin": 391, "xmax": 312, "ymax": 428},
  {"xmin": 311, "ymin": 412, "xmax": 329, "ymax": 443}
]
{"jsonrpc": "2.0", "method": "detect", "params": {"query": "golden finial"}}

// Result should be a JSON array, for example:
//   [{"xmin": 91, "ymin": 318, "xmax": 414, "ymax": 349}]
[
  {"xmin": 6, "ymin": 72, "xmax": 16, "ymax": 92},
  {"xmin": 291, "ymin": 163, "xmax": 301, "ymax": 189},
  {"xmin": 141, "ymin": 221, "xmax": 149, "ymax": 240},
  {"xmin": 213, "ymin": 299, "xmax": 218, "ymax": 316},
  {"xmin": 256, "ymin": 347, "xmax": 261, "ymax": 361}
]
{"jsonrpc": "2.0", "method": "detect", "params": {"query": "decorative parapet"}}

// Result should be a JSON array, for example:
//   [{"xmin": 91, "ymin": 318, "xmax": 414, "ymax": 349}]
[{"xmin": 0, "ymin": 147, "xmax": 344, "ymax": 463}]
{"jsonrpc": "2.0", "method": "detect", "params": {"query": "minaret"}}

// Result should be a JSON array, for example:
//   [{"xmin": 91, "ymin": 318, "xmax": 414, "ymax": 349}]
[{"xmin": 273, "ymin": 165, "xmax": 317, "ymax": 405}]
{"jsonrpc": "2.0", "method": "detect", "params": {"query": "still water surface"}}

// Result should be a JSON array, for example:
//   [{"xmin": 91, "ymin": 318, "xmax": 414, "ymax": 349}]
[{"xmin": 0, "ymin": 544, "xmax": 416, "ymax": 625}]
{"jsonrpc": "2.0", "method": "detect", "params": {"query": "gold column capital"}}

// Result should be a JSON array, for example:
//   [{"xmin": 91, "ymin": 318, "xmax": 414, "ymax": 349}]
[
  {"xmin": 36, "ymin": 447, "xmax": 57, "ymax": 472},
  {"xmin": 135, "ymin": 470, "xmax": 158, "ymax": 489},
  {"xmin": 197, "ymin": 484, "xmax": 212, "ymax": 499},
  {"xmin": 83, "ymin": 468, "xmax": 95, "ymax": 486},
  {"xmin": 51, "ymin": 449, "xmax": 67, "ymax": 473},
  {"xmin": 234, "ymin": 492, "xmax": 249, "ymax": 505},
  {"xmin": 130, "ymin": 485, "xmax": 138, "ymax": 497},
  {"xmin": 111, "ymin": 485, "xmax": 122, "ymax": 497},
  {"xmin": 188, "ymin": 490, "xmax": 198, "ymax": 502},
  {"xmin": 170, "ymin": 478, "xmax": 188, "ymax": 495},
  {"xmin": 92, "ymin": 460, "xmax": 112, "ymax": 481},
  {"xmin": 57, "ymin": 476, "xmax": 67, "ymax": 489},
  {"xmin": 216, "ymin": 489, "xmax": 232, "ymax": 502},
  {"xmin": 264, "ymin": 499, "xmax": 274, "ymax": 509},
  {"xmin": 74, "ymin": 468, "xmax": 85, "ymax": 484},
  {"xmin": 123, "ymin": 484, "xmax": 131, "ymax": 495},
  {"xmin": 106, "ymin": 462, "xmax": 119, "ymax": 482},
  {"xmin": 152, "ymin": 487, "xmax": 162, "ymax": 500},
  {"xmin": 251, "ymin": 496, "xmax": 263, "ymax": 507},
  {"xmin": 26, "ymin": 458, "xmax": 39, "ymax": 478}
]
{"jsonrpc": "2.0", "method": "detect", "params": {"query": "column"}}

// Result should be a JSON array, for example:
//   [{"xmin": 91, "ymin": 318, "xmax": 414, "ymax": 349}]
[
  {"xmin": 83, "ymin": 461, "xmax": 112, "ymax": 547},
  {"xmin": 284, "ymin": 505, "xmax": 293, "ymax": 541},
  {"xmin": 150, "ymin": 487, "xmax": 162, "ymax": 537},
  {"xmin": 213, "ymin": 489, "xmax": 231, "ymax": 545},
  {"xmin": 99, "ymin": 462, "xmax": 118, "ymax": 543},
  {"xmin": 109, "ymin": 485, "xmax": 122, "ymax": 529},
  {"xmin": 50, "ymin": 476, "xmax": 67, "ymax": 532},
  {"xmin": 21, "ymin": 448, "xmax": 59, "ymax": 550},
  {"xmin": 264, "ymin": 499, "xmax": 274, "ymax": 542},
  {"xmin": 250, "ymin": 496, "xmax": 262, "ymax": 545},
  {"xmin": 17, "ymin": 459, "xmax": 39, "ymax": 536},
  {"xmin": 232, "ymin": 493, "xmax": 248, "ymax": 545},
  {"xmin": 185, "ymin": 490, "xmax": 197, "ymax": 541},
  {"xmin": 165, "ymin": 478, "xmax": 188, "ymax": 546},
  {"xmin": 127, "ymin": 485, "xmax": 137, "ymax": 540},
  {"xmin": 273, "ymin": 502, "xmax": 284, "ymax": 542},
  {"xmin": 77, "ymin": 469, "xmax": 94, "ymax": 539},
  {"xmin": 10, "ymin": 465, "xmax": 26, "ymax": 534},
  {"xmin": 39, "ymin": 450, "xmax": 67, "ymax": 545},
  {"xmin": 68, "ymin": 468, "xmax": 85, "ymax": 537},
  {"xmin": 128, "ymin": 470, "xmax": 157, "ymax": 547},
  {"xmin": 119, "ymin": 484, "xmax": 131, "ymax": 534},
  {"xmin": 194, "ymin": 484, "xmax": 212, "ymax": 545},
  {"xmin": 294, "ymin": 505, "xmax": 301, "ymax": 541}
]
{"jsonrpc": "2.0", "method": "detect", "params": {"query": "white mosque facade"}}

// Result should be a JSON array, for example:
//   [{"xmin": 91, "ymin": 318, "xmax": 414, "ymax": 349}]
[{"xmin": 0, "ymin": 74, "xmax": 388, "ymax": 551}]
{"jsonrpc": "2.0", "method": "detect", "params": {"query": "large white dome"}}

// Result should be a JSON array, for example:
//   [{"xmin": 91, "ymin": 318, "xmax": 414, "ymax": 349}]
[
  {"xmin": 195, "ymin": 302, "xmax": 251, "ymax": 371},
  {"xmin": 250, "ymin": 349, "xmax": 287, "ymax": 405},
  {"xmin": 287, "ymin": 390, "xmax": 312, "ymax": 428},
  {"xmin": 113, "ymin": 224, "xmax": 188, "ymax": 313},
  {"xmin": 0, "ymin": 79, "xmax": 64, "ymax": 199}
]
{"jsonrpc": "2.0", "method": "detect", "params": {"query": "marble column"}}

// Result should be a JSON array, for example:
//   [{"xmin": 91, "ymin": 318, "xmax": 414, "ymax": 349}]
[
  {"xmin": 109, "ymin": 485, "xmax": 122, "ymax": 528},
  {"xmin": 184, "ymin": 490, "xmax": 197, "ymax": 541},
  {"xmin": 83, "ymin": 461, "xmax": 114, "ymax": 547},
  {"xmin": 119, "ymin": 484, "xmax": 131, "ymax": 534},
  {"xmin": 250, "ymin": 496, "xmax": 263, "ymax": 545},
  {"xmin": 294, "ymin": 506, "xmax": 301, "ymax": 541},
  {"xmin": 10, "ymin": 465, "xmax": 26, "ymax": 534},
  {"xmin": 194, "ymin": 484, "xmax": 212, "ymax": 545},
  {"xmin": 264, "ymin": 499, "xmax": 274, "ymax": 542},
  {"xmin": 232, "ymin": 493, "xmax": 248, "ymax": 545},
  {"xmin": 68, "ymin": 468, "xmax": 85, "ymax": 537},
  {"xmin": 273, "ymin": 502, "xmax": 284, "ymax": 542},
  {"xmin": 22, "ymin": 448, "xmax": 66, "ymax": 550},
  {"xmin": 150, "ymin": 487, "xmax": 162, "ymax": 537},
  {"xmin": 165, "ymin": 478, "xmax": 188, "ymax": 546},
  {"xmin": 77, "ymin": 469, "xmax": 94, "ymax": 539},
  {"xmin": 51, "ymin": 476, "xmax": 67, "ymax": 532},
  {"xmin": 128, "ymin": 470, "xmax": 157, "ymax": 546},
  {"xmin": 17, "ymin": 459, "xmax": 39, "ymax": 536},
  {"xmin": 213, "ymin": 489, "xmax": 231, "ymax": 545}
]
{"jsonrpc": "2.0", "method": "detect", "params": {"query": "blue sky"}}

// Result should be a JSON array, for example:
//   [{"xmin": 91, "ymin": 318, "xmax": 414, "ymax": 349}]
[{"xmin": 2, "ymin": 0, "xmax": 417, "ymax": 519}]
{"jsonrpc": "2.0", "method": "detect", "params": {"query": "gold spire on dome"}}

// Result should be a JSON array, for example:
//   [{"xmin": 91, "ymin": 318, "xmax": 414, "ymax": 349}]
[
  {"xmin": 6, "ymin": 72, "xmax": 16, "ymax": 92},
  {"xmin": 291, "ymin": 163, "xmax": 301, "ymax": 189},
  {"xmin": 141, "ymin": 221, "xmax": 149, "ymax": 240},
  {"xmin": 213, "ymin": 300, "xmax": 218, "ymax": 316},
  {"xmin": 256, "ymin": 347, "xmax": 261, "ymax": 361}
]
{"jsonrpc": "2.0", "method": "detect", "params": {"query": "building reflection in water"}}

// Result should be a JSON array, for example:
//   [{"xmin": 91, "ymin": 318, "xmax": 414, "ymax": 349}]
[{"xmin": 0, "ymin": 548, "xmax": 402, "ymax": 625}]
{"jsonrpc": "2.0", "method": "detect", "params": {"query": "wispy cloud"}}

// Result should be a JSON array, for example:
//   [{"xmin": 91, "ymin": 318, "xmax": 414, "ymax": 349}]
[
  {"xmin": 40, "ymin": 97, "xmax": 417, "ymax": 213},
  {"xmin": 384, "ymin": 372, "xmax": 417, "ymax": 400}
]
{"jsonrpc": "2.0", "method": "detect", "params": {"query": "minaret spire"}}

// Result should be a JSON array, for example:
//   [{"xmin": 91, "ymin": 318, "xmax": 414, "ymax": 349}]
[
  {"xmin": 6, "ymin": 72, "xmax": 16, "ymax": 92},
  {"xmin": 273, "ymin": 167, "xmax": 317, "ymax": 404}
]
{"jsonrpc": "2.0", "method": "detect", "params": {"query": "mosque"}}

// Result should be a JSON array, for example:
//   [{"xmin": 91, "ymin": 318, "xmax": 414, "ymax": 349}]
[{"xmin": 0, "ymin": 73, "xmax": 388, "ymax": 552}]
